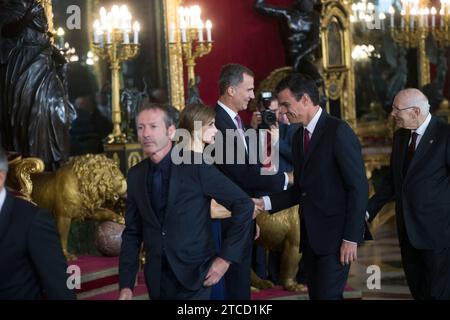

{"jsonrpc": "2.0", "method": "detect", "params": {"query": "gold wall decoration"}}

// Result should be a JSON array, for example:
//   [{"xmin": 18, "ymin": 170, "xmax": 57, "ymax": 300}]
[
  {"xmin": 165, "ymin": 0, "xmax": 185, "ymax": 110},
  {"xmin": 39, "ymin": 0, "xmax": 55, "ymax": 35},
  {"xmin": 321, "ymin": 0, "xmax": 356, "ymax": 127},
  {"xmin": 128, "ymin": 151, "xmax": 142, "ymax": 168}
]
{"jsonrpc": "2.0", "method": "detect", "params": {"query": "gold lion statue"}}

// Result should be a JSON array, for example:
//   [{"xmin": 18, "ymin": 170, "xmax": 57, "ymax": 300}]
[
  {"xmin": 251, "ymin": 205, "xmax": 306, "ymax": 292},
  {"xmin": 31, "ymin": 154, "xmax": 127, "ymax": 260}
]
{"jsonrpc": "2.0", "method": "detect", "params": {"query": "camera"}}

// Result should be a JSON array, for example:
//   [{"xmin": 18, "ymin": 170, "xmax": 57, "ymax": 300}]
[{"xmin": 259, "ymin": 92, "xmax": 277, "ymax": 129}]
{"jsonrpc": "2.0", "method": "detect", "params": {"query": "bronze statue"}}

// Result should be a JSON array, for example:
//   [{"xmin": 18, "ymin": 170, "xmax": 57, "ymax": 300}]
[
  {"xmin": 0, "ymin": 0, "xmax": 76, "ymax": 169},
  {"xmin": 30, "ymin": 154, "xmax": 127, "ymax": 260},
  {"xmin": 255, "ymin": 0, "xmax": 322, "ymax": 85}
]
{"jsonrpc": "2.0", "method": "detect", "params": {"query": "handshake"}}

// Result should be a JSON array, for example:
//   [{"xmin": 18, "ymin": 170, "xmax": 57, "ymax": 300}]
[{"xmin": 251, "ymin": 197, "xmax": 266, "ymax": 219}]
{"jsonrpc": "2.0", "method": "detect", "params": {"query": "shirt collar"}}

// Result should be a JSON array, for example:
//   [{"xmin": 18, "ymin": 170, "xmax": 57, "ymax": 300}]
[
  {"xmin": 0, "ymin": 187, "xmax": 6, "ymax": 213},
  {"xmin": 414, "ymin": 113, "xmax": 432, "ymax": 136},
  {"xmin": 304, "ymin": 107, "xmax": 323, "ymax": 135},
  {"xmin": 150, "ymin": 150, "xmax": 172, "ymax": 171},
  {"xmin": 217, "ymin": 100, "xmax": 238, "ymax": 121}
]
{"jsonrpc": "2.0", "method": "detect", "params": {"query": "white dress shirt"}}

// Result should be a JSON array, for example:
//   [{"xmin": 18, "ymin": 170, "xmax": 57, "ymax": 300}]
[
  {"xmin": 0, "ymin": 187, "xmax": 6, "ymax": 214},
  {"xmin": 217, "ymin": 100, "xmax": 289, "ymax": 190},
  {"xmin": 410, "ymin": 112, "xmax": 432, "ymax": 148}
]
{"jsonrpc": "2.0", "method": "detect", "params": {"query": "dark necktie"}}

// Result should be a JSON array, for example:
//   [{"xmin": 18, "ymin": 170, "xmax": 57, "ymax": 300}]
[
  {"xmin": 407, "ymin": 131, "xmax": 418, "ymax": 162},
  {"xmin": 303, "ymin": 128, "xmax": 310, "ymax": 153},
  {"xmin": 151, "ymin": 166, "xmax": 163, "ymax": 224}
]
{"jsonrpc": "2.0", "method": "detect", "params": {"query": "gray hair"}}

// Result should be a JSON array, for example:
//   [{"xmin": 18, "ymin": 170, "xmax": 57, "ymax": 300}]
[{"xmin": 0, "ymin": 147, "xmax": 8, "ymax": 172}]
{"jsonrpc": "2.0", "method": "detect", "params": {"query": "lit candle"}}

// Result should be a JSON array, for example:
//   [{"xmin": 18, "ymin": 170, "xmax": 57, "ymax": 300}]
[
  {"xmin": 180, "ymin": 19, "xmax": 187, "ymax": 43},
  {"xmin": 198, "ymin": 20, "xmax": 204, "ymax": 42},
  {"xmin": 424, "ymin": 8, "xmax": 429, "ymax": 27},
  {"xmin": 93, "ymin": 20, "xmax": 100, "ymax": 43},
  {"xmin": 431, "ymin": 7, "xmax": 436, "ymax": 27},
  {"xmin": 379, "ymin": 12, "xmax": 386, "ymax": 31},
  {"xmin": 205, "ymin": 20, "xmax": 212, "ymax": 42},
  {"xmin": 112, "ymin": 5, "xmax": 120, "ymax": 29},
  {"xmin": 169, "ymin": 23, "xmax": 175, "ymax": 43},
  {"xmin": 411, "ymin": 8, "xmax": 416, "ymax": 28},
  {"xmin": 57, "ymin": 27, "xmax": 65, "ymax": 49},
  {"xmin": 389, "ymin": 6, "xmax": 395, "ymax": 27},
  {"xmin": 133, "ymin": 22, "xmax": 140, "ymax": 44},
  {"xmin": 401, "ymin": 10, "xmax": 405, "ymax": 28},
  {"xmin": 440, "ymin": 8, "xmax": 444, "ymax": 28},
  {"xmin": 419, "ymin": 8, "xmax": 424, "ymax": 28},
  {"xmin": 106, "ymin": 27, "xmax": 112, "ymax": 44},
  {"xmin": 122, "ymin": 26, "xmax": 130, "ymax": 44}
]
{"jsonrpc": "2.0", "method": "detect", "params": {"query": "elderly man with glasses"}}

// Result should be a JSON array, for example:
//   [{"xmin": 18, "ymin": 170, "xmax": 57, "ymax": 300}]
[{"xmin": 367, "ymin": 88, "xmax": 450, "ymax": 300}]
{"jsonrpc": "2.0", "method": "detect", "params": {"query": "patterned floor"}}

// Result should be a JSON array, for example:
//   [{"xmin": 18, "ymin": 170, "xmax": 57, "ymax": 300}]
[{"xmin": 347, "ymin": 219, "xmax": 412, "ymax": 300}]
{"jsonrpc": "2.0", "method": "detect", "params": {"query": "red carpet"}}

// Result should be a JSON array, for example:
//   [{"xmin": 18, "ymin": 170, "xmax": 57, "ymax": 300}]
[{"xmin": 70, "ymin": 256, "xmax": 361, "ymax": 300}]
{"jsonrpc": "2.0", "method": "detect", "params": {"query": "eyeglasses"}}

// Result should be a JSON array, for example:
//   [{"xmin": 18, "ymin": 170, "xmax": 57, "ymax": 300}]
[{"xmin": 392, "ymin": 105, "xmax": 417, "ymax": 113}]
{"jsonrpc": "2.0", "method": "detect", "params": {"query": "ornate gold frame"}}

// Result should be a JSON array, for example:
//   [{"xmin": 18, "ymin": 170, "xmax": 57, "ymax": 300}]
[
  {"xmin": 165, "ymin": 0, "xmax": 185, "ymax": 110},
  {"xmin": 320, "ymin": 0, "xmax": 356, "ymax": 127}
]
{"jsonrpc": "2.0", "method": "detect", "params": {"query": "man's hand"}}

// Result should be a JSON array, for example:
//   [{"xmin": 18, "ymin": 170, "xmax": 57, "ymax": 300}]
[
  {"xmin": 250, "ymin": 111, "xmax": 262, "ymax": 129},
  {"xmin": 203, "ymin": 257, "xmax": 230, "ymax": 287},
  {"xmin": 287, "ymin": 171, "xmax": 294, "ymax": 185},
  {"xmin": 252, "ymin": 198, "xmax": 265, "ymax": 211},
  {"xmin": 340, "ymin": 241, "xmax": 357, "ymax": 266},
  {"xmin": 118, "ymin": 288, "xmax": 133, "ymax": 300},
  {"xmin": 254, "ymin": 223, "xmax": 261, "ymax": 240}
]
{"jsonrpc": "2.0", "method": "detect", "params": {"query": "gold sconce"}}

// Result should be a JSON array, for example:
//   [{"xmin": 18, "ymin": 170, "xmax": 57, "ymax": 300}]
[{"xmin": 92, "ymin": 4, "xmax": 141, "ymax": 144}]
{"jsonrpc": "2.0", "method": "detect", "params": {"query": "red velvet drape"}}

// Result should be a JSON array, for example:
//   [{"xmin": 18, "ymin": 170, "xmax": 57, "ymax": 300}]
[{"xmin": 183, "ymin": 0, "xmax": 291, "ymax": 123}]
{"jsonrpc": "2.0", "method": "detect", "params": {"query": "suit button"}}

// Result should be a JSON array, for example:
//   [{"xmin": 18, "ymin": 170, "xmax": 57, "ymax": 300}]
[
  {"xmin": 301, "ymin": 192, "xmax": 307, "ymax": 197},
  {"xmin": 162, "ymin": 231, "xmax": 166, "ymax": 236}
]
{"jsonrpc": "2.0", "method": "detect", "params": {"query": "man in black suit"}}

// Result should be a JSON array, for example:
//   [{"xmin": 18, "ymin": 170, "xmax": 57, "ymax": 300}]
[
  {"xmin": 118, "ymin": 103, "xmax": 254, "ymax": 300},
  {"xmin": 0, "ymin": 148, "xmax": 76, "ymax": 300},
  {"xmin": 367, "ymin": 88, "xmax": 450, "ymax": 299},
  {"xmin": 254, "ymin": 74, "xmax": 368, "ymax": 299},
  {"xmin": 215, "ymin": 64, "xmax": 292, "ymax": 299}
]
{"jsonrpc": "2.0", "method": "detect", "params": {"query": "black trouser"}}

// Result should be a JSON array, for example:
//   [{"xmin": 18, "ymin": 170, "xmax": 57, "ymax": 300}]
[
  {"xmin": 222, "ymin": 219, "xmax": 254, "ymax": 300},
  {"xmin": 301, "ymin": 222, "xmax": 350, "ymax": 300},
  {"xmin": 400, "ymin": 235, "xmax": 450, "ymax": 300},
  {"xmin": 159, "ymin": 256, "xmax": 211, "ymax": 300}
]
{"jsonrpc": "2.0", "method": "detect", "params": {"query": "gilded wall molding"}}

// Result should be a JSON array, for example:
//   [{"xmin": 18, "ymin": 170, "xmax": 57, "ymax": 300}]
[
  {"xmin": 165, "ymin": 0, "xmax": 185, "ymax": 110},
  {"xmin": 321, "ymin": 0, "xmax": 356, "ymax": 127}
]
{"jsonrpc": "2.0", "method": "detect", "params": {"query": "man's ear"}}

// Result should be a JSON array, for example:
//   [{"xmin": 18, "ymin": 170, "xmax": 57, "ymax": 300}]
[
  {"xmin": 168, "ymin": 125, "xmax": 177, "ymax": 140},
  {"xmin": 0, "ymin": 171, "xmax": 6, "ymax": 189},
  {"xmin": 226, "ymin": 86, "xmax": 235, "ymax": 97}
]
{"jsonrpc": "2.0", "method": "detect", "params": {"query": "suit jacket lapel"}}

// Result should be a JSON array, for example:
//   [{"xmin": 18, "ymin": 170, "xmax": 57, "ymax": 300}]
[
  {"xmin": 0, "ymin": 192, "xmax": 14, "ymax": 242},
  {"xmin": 406, "ymin": 117, "xmax": 438, "ymax": 178},
  {"xmin": 303, "ymin": 111, "xmax": 327, "ymax": 169}
]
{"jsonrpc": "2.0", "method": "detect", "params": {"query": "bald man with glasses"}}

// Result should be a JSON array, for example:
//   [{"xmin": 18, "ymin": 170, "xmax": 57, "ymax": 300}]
[{"xmin": 367, "ymin": 88, "xmax": 450, "ymax": 299}]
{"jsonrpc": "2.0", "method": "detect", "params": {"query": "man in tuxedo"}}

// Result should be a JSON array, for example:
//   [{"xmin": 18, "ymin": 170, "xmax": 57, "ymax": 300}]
[
  {"xmin": 0, "ymin": 148, "xmax": 76, "ymax": 300},
  {"xmin": 367, "ymin": 88, "xmax": 450, "ymax": 299},
  {"xmin": 215, "ymin": 64, "xmax": 292, "ymax": 299},
  {"xmin": 118, "ymin": 103, "xmax": 254, "ymax": 300},
  {"xmin": 254, "ymin": 74, "xmax": 368, "ymax": 299}
]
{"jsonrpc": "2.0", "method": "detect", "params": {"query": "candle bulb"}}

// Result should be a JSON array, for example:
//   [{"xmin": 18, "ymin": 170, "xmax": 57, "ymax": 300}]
[
  {"xmin": 133, "ymin": 22, "xmax": 140, "ymax": 44},
  {"xmin": 424, "ymin": 8, "xmax": 429, "ymax": 27},
  {"xmin": 401, "ymin": 10, "xmax": 405, "ymax": 28},
  {"xmin": 169, "ymin": 23, "xmax": 175, "ymax": 43},
  {"xmin": 180, "ymin": 19, "xmax": 187, "ymax": 43},
  {"xmin": 123, "ymin": 27, "xmax": 130, "ymax": 44},
  {"xmin": 431, "ymin": 7, "xmax": 436, "ymax": 27},
  {"xmin": 198, "ymin": 20, "xmax": 204, "ymax": 42},
  {"xmin": 57, "ymin": 27, "xmax": 65, "ymax": 49},
  {"xmin": 93, "ymin": 20, "xmax": 100, "ymax": 43},
  {"xmin": 389, "ymin": 6, "xmax": 395, "ymax": 28},
  {"xmin": 106, "ymin": 27, "xmax": 112, "ymax": 44},
  {"xmin": 205, "ymin": 20, "xmax": 212, "ymax": 42}
]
